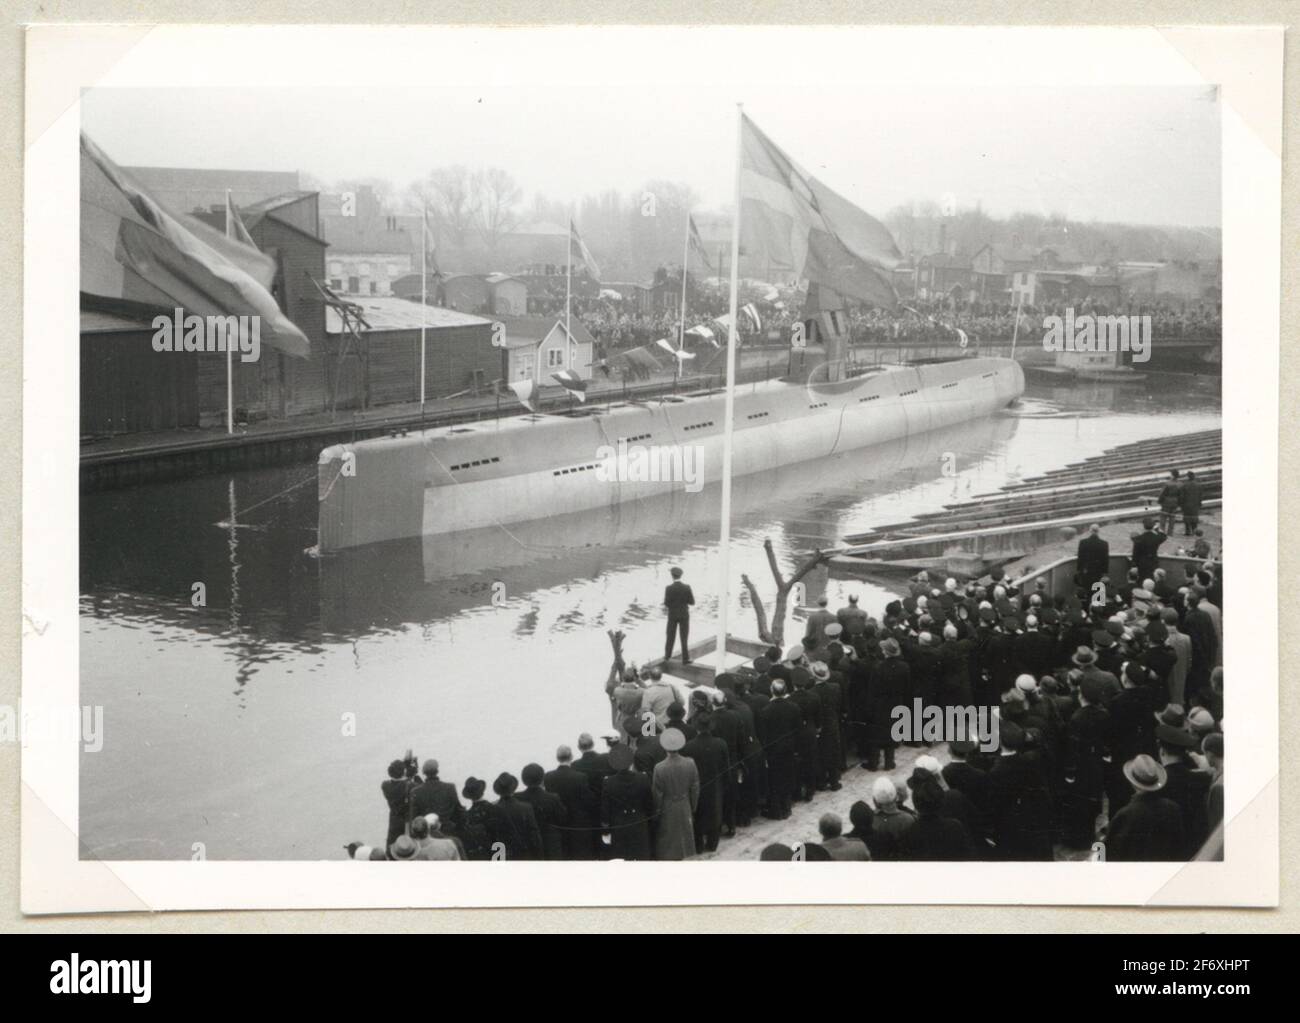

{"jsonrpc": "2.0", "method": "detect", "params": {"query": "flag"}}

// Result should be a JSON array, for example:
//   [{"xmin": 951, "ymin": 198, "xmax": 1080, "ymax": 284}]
[
  {"xmin": 421, "ymin": 203, "xmax": 440, "ymax": 275},
  {"xmin": 225, "ymin": 191, "xmax": 256, "ymax": 248},
  {"xmin": 80, "ymin": 133, "xmax": 310, "ymax": 357},
  {"xmin": 741, "ymin": 302, "xmax": 762, "ymax": 332},
  {"xmin": 551, "ymin": 368, "xmax": 588, "ymax": 401},
  {"xmin": 508, "ymin": 378, "xmax": 536, "ymax": 412},
  {"xmin": 655, "ymin": 338, "xmax": 695, "ymax": 362},
  {"xmin": 685, "ymin": 324, "xmax": 718, "ymax": 348},
  {"xmin": 739, "ymin": 114, "xmax": 900, "ymax": 309},
  {"xmin": 688, "ymin": 215, "xmax": 714, "ymax": 272},
  {"xmin": 569, "ymin": 220, "xmax": 600, "ymax": 282}
]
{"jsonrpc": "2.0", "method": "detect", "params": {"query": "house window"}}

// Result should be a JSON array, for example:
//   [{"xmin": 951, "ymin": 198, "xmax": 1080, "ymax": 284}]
[
  {"xmin": 329, "ymin": 279, "xmax": 343, "ymax": 291},
  {"xmin": 370, "ymin": 281, "xmax": 378, "ymax": 295},
  {"xmin": 546, "ymin": 348, "xmax": 565, "ymax": 368},
  {"xmin": 347, "ymin": 276, "xmax": 360, "ymax": 293}
]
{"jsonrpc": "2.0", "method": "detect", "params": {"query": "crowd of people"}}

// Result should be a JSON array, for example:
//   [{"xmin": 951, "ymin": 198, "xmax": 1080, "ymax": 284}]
[{"xmin": 349, "ymin": 511, "xmax": 1223, "ymax": 865}]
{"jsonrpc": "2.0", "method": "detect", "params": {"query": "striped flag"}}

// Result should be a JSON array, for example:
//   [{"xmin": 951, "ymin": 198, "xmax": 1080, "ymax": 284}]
[
  {"xmin": 80, "ymin": 133, "xmax": 310, "ymax": 357},
  {"xmin": 739, "ymin": 114, "xmax": 900, "ymax": 309},
  {"xmin": 508, "ymin": 378, "xmax": 536, "ymax": 412},
  {"xmin": 685, "ymin": 324, "xmax": 718, "ymax": 348},
  {"xmin": 740, "ymin": 303, "xmax": 762, "ymax": 332},
  {"xmin": 569, "ymin": 220, "xmax": 600, "ymax": 282},
  {"xmin": 225, "ymin": 191, "xmax": 256, "ymax": 247},
  {"xmin": 551, "ymin": 368, "xmax": 588, "ymax": 401},
  {"xmin": 688, "ymin": 215, "xmax": 714, "ymax": 271}
]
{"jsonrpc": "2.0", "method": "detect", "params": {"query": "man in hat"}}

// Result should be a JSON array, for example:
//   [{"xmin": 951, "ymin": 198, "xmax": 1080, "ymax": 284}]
[
  {"xmin": 491, "ymin": 772, "xmax": 542, "ymax": 861},
  {"xmin": 1104, "ymin": 754, "xmax": 1185, "ymax": 860},
  {"xmin": 573, "ymin": 732, "xmax": 615, "ymax": 801},
  {"xmin": 866, "ymin": 777, "xmax": 916, "ymax": 861},
  {"xmin": 911, "ymin": 631, "xmax": 943, "ymax": 726},
  {"xmin": 1015, "ymin": 615, "xmax": 1056, "ymax": 683},
  {"xmin": 1155, "ymin": 710, "xmax": 1210, "ymax": 857},
  {"xmin": 459, "ymin": 777, "xmax": 495, "ymax": 860},
  {"xmin": 942, "ymin": 739, "xmax": 993, "ymax": 845},
  {"xmin": 863, "ymin": 638, "xmax": 908, "ymax": 771},
  {"xmin": 545, "ymin": 745, "xmax": 600, "ymax": 859},
  {"xmin": 611, "ymin": 669, "xmax": 646, "ymax": 737},
  {"xmin": 805, "ymin": 596, "xmax": 837, "ymax": 647},
  {"xmin": 789, "ymin": 670, "xmax": 822, "ymax": 801},
  {"xmin": 1140, "ymin": 619, "xmax": 1176, "ymax": 695},
  {"xmin": 600, "ymin": 744, "xmax": 654, "ymax": 860},
  {"xmin": 809, "ymin": 661, "xmax": 844, "ymax": 791},
  {"xmin": 415, "ymin": 814, "xmax": 465, "ymax": 860},
  {"xmin": 682, "ymin": 714, "xmax": 730, "ymax": 853},
  {"xmin": 1105, "ymin": 662, "xmax": 1159, "ymax": 813},
  {"xmin": 1071, "ymin": 645, "xmax": 1120, "ymax": 705},
  {"xmin": 381, "ymin": 758, "xmax": 417, "ymax": 847},
  {"xmin": 1156, "ymin": 470, "xmax": 1182, "ymax": 536},
  {"xmin": 1130, "ymin": 517, "xmax": 1168, "ymax": 585},
  {"xmin": 1182, "ymin": 594, "xmax": 1219, "ymax": 699},
  {"xmin": 1179, "ymin": 470, "xmax": 1203, "ymax": 535},
  {"xmin": 1160, "ymin": 608, "xmax": 1192, "ymax": 706},
  {"xmin": 900, "ymin": 779, "xmax": 975, "ymax": 861},
  {"xmin": 663, "ymin": 566, "xmax": 695, "ymax": 663},
  {"xmin": 409, "ymin": 759, "xmax": 465, "ymax": 839},
  {"xmin": 837, "ymin": 593, "xmax": 869, "ymax": 639},
  {"xmin": 987, "ymin": 721, "xmax": 1055, "ymax": 861},
  {"xmin": 389, "ymin": 834, "xmax": 421, "ymax": 862},
  {"xmin": 652, "ymin": 726, "xmax": 699, "ymax": 860},
  {"xmin": 518, "ymin": 763, "xmax": 568, "ymax": 861},
  {"xmin": 757, "ymin": 678, "xmax": 803, "ymax": 820},
  {"xmin": 1063, "ymin": 675, "xmax": 1111, "ymax": 848},
  {"xmin": 640, "ymin": 669, "xmax": 677, "ymax": 730},
  {"xmin": 1076, "ymin": 523, "xmax": 1110, "ymax": 596}
]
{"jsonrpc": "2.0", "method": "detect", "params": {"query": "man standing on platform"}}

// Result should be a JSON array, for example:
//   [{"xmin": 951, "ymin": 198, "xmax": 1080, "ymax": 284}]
[
  {"xmin": 1076, "ymin": 523, "xmax": 1110, "ymax": 597},
  {"xmin": 663, "ymin": 566, "xmax": 695, "ymax": 664}
]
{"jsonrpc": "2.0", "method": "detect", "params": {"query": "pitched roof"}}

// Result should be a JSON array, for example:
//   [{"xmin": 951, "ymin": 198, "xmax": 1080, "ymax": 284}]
[{"xmin": 493, "ymin": 315, "xmax": 596, "ymax": 349}]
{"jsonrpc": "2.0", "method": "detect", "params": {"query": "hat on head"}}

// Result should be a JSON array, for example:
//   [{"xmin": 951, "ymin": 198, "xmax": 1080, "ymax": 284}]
[
  {"xmin": 608, "ymin": 744, "xmax": 634, "ymax": 771},
  {"xmin": 1202, "ymin": 732, "xmax": 1224, "ymax": 758},
  {"xmin": 759, "ymin": 843, "xmax": 796, "ymax": 861},
  {"xmin": 423, "ymin": 813, "xmax": 441, "ymax": 831},
  {"xmin": 824, "ymin": 622, "xmax": 843, "ymax": 638},
  {"xmin": 949, "ymin": 738, "xmax": 977, "ymax": 757},
  {"xmin": 350, "ymin": 844, "xmax": 374, "ymax": 861},
  {"xmin": 1092, "ymin": 630, "xmax": 1115, "ymax": 649},
  {"xmin": 1015, "ymin": 674, "xmax": 1038, "ymax": 693},
  {"xmin": 1123, "ymin": 661, "xmax": 1148, "ymax": 686},
  {"xmin": 493, "ymin": 772, "xmax": 519, "ymax": 797},
  {"xmin": 1080, "ymin": 677, "xmax": 1107, "ymax": 706},
  {"xmin": 463, "ymin": 776, "xmax": 488, "ymax": 801},
  {"xmin": 1105, "ymin": 619, "xmax": 1125, "ymax": 637},
  {"xmin": 1157, "ymin": 723, "xmax": 1198, "ymax": 748},
  {"xmin": 914, "ymin": 754, "xmax": 942, "ymax": 776},
  {"xmin": 390, "ymin": 835, "xmax": 419, "ymax": 860},
  {"xmin": 1132, "ymin": 588, "xmax": 1154, "ymax": 601},
  {"xmin": 785, "ymin": 645, "xmax": 804, "ymax": 663},
  {"xmin": 810, "ymin": 661, "xmax": 830, "ymax": 681},
  {"xmin": 661, "ymin": 727, "xmax": 686, "ymax": 752},
  {"xmin": 1154, "ymin": 704, "xmax": 1187, "ymax": 729},
  {"xmin": 999, "ymin": 720, "xmax": 1026, "ymax": 751},
  {"xmin": 1123, "ymin": 754, "xmax": 1167, "ymax": 792},
  {"xmin": 1072, "ymin": 646, "xmax": 1098, "ymax": 667},
  {"xmin": 1161, "ymin": 607, "xmax": 1180, "ymax": 625},
  {"xmin": 1146, "ymin": 620, "xmax": 1168, "ymax": 643},
  {"xmin": 979, "ymin": 605, "xmax": 996, "ymax": 623},
  {"xmin": 880, "ymin": 638, "xmax": 901, "ymax": 657},
  {"xmin": 1188, "ymin": 707, "xmax": 1216, "ymax": 734}
]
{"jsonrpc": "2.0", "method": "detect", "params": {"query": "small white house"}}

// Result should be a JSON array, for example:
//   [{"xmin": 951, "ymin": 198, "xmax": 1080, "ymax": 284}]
[{"xmin": 496, "ymin": 316, "xmax": 596, "ymax": 383}]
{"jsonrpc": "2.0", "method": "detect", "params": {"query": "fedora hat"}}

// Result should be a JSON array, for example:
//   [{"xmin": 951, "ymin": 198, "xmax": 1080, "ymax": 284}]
[
  {"xmin": 390, "ymin": 835, "xmax": 419, "ymax": 860},
  {"xmin": 661, "ymin": 727, "xmax": 687, "ymax": 752},
  {"xmin": 810, "ymin": 661, "xmax": 830, "ymax": 680},
  {"xmin": 1154, "ymin": 704, "xmax": 1187, "ymax": 729},
  {"xmin": 461, "ymin": 776, "xmax": 486, "ymax": 800},
  {"xmin": 608, "ymin": 744, "xmax": 634, "ymax": 771},
  {"xmin": 493, "ymin": 772, "xmax": 519, "ymax": 797},
  {"xmin": 1123, "ymin": 754, "xmax": 1167, "ymax": 792},
  {"xmin": 1072, "ymin": 646, "xmax": 1097, "ymax": 667},
  {"xmin": 1156, "ymin": 723, "xmax": 1198, "ymax": 748}
]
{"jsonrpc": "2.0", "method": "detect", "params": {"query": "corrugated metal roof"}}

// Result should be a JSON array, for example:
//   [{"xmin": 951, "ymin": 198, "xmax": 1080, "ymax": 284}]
[{"xmin": 325, "ymin": 296, "xmax": 492, "ymax": 333}]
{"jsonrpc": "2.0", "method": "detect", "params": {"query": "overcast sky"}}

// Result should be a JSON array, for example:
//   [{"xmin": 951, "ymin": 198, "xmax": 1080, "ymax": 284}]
[{"xmin": 80, "ymin": 27, "xmax": 1221, "ymax": 229}]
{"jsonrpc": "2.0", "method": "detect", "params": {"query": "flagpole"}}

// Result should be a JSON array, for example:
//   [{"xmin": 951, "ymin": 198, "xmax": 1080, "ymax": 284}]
[
  {"xmin": 1010, "ymin": 289, "xmax": 1024, "ymax": 361},
  {"xmin": 566, "ymin": 218, "xmax": 573, "ymax": 348},
  {"xmin": 679, "ymin": 209, "xmax": 690, "ymax": 352},
  {"xmin": 714, "ymin": 103, "xmax": 744, "ymax": 679},
  {"xmin": 224, "ymin": 190, "xmax": 234, "ymax": 434},
  {"xmin": 420, "ymin": 201, "xmax": 428, "ymax": 409}
]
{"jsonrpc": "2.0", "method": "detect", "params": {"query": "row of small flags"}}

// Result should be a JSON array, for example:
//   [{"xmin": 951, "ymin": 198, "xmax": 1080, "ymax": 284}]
[{"xmin": 507, "ymin": 369, "xmax": 588, "ymax": 412}]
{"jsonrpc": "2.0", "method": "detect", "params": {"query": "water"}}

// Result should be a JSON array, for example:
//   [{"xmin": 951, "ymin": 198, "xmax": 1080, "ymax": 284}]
[{"xmin": 79, "ymin": 374, "xmax": 1220, "ymax": 859}]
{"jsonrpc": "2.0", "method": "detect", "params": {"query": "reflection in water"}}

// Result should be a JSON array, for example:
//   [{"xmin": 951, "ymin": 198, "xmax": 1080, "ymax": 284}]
[{"xmin": 79, "ymin": 379, "xmax": 1220, "ymax": 859}]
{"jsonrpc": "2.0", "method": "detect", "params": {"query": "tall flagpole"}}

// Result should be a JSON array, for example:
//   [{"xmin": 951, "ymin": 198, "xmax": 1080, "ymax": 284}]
[
  {"xmin": 679, "ymin": 208, "xmax": 691, "ymax": 352},
  {"xmin": 420, "ymin": 201, "xmax": 428, "ymax": 408},
  {"xmin": 224, "ymin": 190, "xmax": 235, "ymax": 434},
  {"xmin": 1009, "ymin": 289, "xmax": 1025, "ymax": 361},
  {"xmin": 714, "ymin": 103, "xmax": 744, "ymax": 678},
  {"xmin": 565, "ymin": 218, "xmax": 573, "ymax": 347}
]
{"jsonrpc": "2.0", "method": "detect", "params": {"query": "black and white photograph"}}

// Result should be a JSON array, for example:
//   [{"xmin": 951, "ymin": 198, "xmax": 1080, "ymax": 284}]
[{"xmin": 18, "ymin": 22, "xmax": 1279, "ymax": 912}]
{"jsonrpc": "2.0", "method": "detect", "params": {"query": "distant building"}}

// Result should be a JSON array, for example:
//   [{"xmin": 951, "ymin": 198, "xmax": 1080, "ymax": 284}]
[
  {"xmin": 970, "ymin": 243, "xmax": 1038, "ymax": 303},
  {"xmin": 439, "ymin": 273, "xmax": 492, "ymax": 314},
  {"xmin": 325, "ymin": 296, "xmax": 499, "ymax": 405},
  {"xmin": 496, "ymin": 316, "xmax": 596, "ymax": 385},
  {"xmin": 916, "ymin": 252, "xmax": 972, "ymax": 302},
  {"xmin": 1117, "ymin": 260, "xmax": 1213, "ymax": 305},
  {"xmin": 122, "ymin": 166, "xmax": 301, "ymax": 216},
  {"xmin": 499, "ymin": 221, "xmax": 570, "ymax": 270},
  {"xmin": 485, "ymin": 273, "xmax": 528, "ymax": 316},
  {"xmin": 319, "ymin": 186, "xmax": 420, "ymax": 296}
]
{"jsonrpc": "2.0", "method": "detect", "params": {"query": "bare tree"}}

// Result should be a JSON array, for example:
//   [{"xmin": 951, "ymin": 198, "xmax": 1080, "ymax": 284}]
[
  {"xmin": 472, "ymin": 167, "xmax": 523, "ymax": 257},
  {"xmin": 411, "ymin": 165, "xmax": 478, "ymax": 248},
  {"xmin": 740, "ymin": 538, "xmax": 829, "ymax": 646}
]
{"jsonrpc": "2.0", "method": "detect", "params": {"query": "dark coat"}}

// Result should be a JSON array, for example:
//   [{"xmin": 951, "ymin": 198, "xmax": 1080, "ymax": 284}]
[
  {"xmin": 632, "ymin": 734, "xmax": 666, "ymax": 775},
  {"xmin": 544, "ymin": 763, "xmax": 600, "ymax": 859},
  {"xmin": 1162, "ymin": 758, "xmax": 1211, "ymax": 857},
  {"xmin": 1015, "ymin": 631, "xmax": 1057, "ymax": 682},
  {"xmin": 910, "ymin": 646, "xmax": 943, "ymax": 707},
  {"xmin": 518, "ymin": 785, "xmax": 568, "ymax": 860},
  {"xmin": 987, "ymin": 752, "xmax": 1056, "ymax": 860},
  {"xmin": 938, "ymin": 638, "xmax": 974, "ymax": 706},
  {"xmin": 899, "ymin": 812, "xmax": 975, "ymax": 861},
  {"xmin": 866, "ymin": 657, "xmax": 911, "ymax": 744},
  {"xmin": 1130, "ymin": 528, "xmax": 1167, "ymax": 580},
  {"xmin": 1076, "ymin": 533, "xmax": 1111, "ymax": 588},
  {"xmin": 600, "ymin": 770, "xmax": 654, "ymax": 860},
  {"xmin": 1179, "ymin": 479, "xmax": 1204, "ymax": 514},
  {"xmin": 573, "ymin": 750, "xmax": 614, "ymax": 797},
  {"xmin": 663, "ymin": 580, "xmax": 695, "ymax": 619},
  {"xmin": 461, "ymin": 800, "xmax": 496, "ymax": 860},
  {"xmin": 1106, "ymin": 791, "xmax": 1185, "ymax": 861},
  {"xmin": 493, "ymin": 795, "xmax": 543, "ymax": 861},
  {"xmin": 408, "ymin": 777, "xmax": 465, "ymax": 834},
  {"xmin": 682, "ymin": 733, "xmax": 730, "ymax": 835},
  {"xmin": 1067, "ymin": 704, "xmax": 1111, "ymax": 797},
  {"xmin": 1107, "ymin": 686, "xmax": 1158, "ymax": 761}
]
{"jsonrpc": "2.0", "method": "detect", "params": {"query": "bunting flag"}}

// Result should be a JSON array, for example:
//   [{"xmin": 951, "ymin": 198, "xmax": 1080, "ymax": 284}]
[
  {"xmin": 739, "ymin": 114, "xmax": 901, "ymax": 309},
  {"xmin": 80, "ymin": 133, "xmax": 311, "ymax": 358},
  {"xmin": 551, "ymin": 369, "xmax": 588, "ymax": 401},
  {"xmin": 569, "ymin": 220, "xmax": 601, "ymax": 282},
  {"xmin": 688, "ymin": 215, "xmax": 715, "ymax": 272},
  {"xmin": 740, "ymin": 302, "xmax": 763, "ymax": 331},
  {"xmin": 508, "ymin": 378, "xmax": 536, "ymax": 412}
]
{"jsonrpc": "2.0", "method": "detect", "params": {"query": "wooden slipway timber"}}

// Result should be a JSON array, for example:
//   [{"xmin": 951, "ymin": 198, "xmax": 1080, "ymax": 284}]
[{"xmin": 831, "ymin": 428, "xmax": 1220, "ymax": 576}]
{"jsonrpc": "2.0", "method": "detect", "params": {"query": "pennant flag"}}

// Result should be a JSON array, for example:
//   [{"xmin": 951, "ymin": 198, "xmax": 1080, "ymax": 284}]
[
  {"xmin": 225, "ymin": 191, "xmax": 256, "ymax": 248},
  {"xmin": 741, "ymin": 302, "xmax": 763, "ymax": 331},
  {"xmin": 685, "ymin": 324, "xmax": 718, "ymax": 347},
  {"xmin": 508, "ymin": 378, "xmax": 536, "ymax": 412},
  {"xmin": 551, "ymin": 368, "xmax": 588, "ymax": 401},
  {"xmin": 569, "ymin": 220, "xmax": 601, "ymax": 282},
  {"xmin": 655, "ymin": 338, "xmax": 696, "ymax": 362},
  {"xmin": 80, "ymin": 133, "xmax": 310, "ymax": 357},
  {"xmin": 688, "ymin": 215, "xmax": 715, "ymax": 272},
  {"xmin": 739, "ymin": 114, "xmax": 901, "ymax": 309}
]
